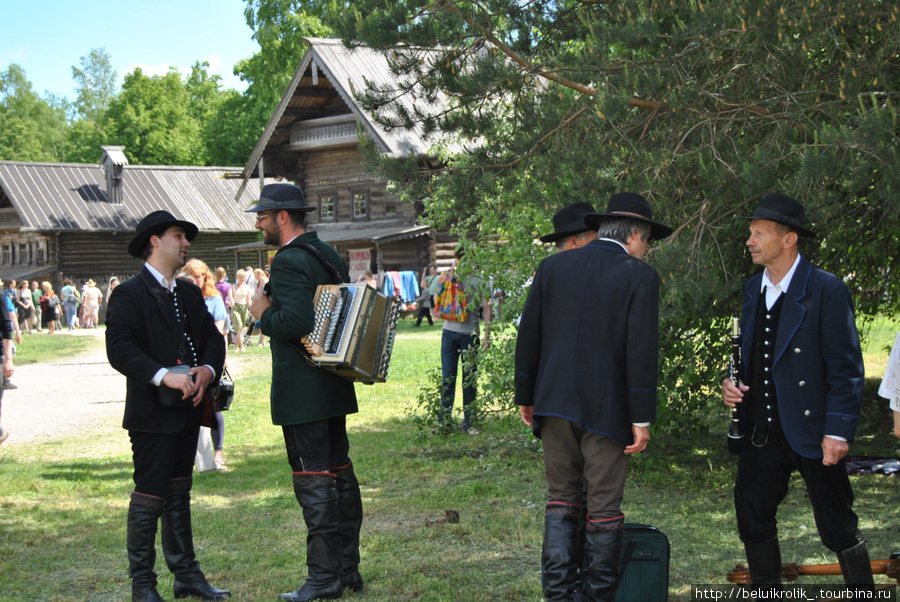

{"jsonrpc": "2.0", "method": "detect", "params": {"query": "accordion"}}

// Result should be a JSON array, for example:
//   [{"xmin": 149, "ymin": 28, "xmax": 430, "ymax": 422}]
[{"xmin": 301, "ymin": 283, "xmax": 401, "ymax": 384}]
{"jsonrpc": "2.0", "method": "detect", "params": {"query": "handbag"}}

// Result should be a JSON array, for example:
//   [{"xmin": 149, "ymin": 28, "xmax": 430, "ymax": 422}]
[
  {"xmin": 433, "ymin": 272, "xmax": 468, "ymax": 322},
  {"xmin": 157, "ymin": 364, "xmax": 193, "ymax": 408},
  {"xmin": 210, "ymin": 366, "xmax": 234, "ymax": 412}
]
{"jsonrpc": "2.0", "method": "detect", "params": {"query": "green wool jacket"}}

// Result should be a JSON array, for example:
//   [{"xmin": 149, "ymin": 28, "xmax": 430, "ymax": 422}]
[{"xmin": 260, "ymin": 231, "xmax": 358, "ymax": 425}]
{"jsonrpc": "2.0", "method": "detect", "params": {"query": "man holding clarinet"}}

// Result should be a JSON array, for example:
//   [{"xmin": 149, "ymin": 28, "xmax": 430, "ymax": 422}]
[{"xmin": 721, "ymin": 192, "xmax": 872, "ymax": 588}]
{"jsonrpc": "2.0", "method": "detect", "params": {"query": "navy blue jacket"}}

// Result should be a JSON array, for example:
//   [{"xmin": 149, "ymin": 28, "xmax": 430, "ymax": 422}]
[
  {"xmin": 737, "ymin": 256, "xmax": 864, "ymax": 458},
  {"xmin": 514, "ymin": 239, "xmax": 659, "ymax": 445}
]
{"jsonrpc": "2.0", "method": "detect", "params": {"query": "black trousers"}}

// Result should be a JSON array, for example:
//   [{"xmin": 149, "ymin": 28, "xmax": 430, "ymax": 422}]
[
  {"xmin": 129, "ymin": 413, "xmax": 201, "ymax": 497},
  {"xmin": 735, "ymin": 428, "xmax": 861, "ymax": 552},
  {"xmin": 283, "ymin": 416, "xmax": 351, "ymax": 473}
]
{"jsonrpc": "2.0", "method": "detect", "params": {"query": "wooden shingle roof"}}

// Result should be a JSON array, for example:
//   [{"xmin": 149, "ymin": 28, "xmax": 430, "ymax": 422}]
[{"xmin": 0, "ymin": 161, "xmax": 258, "ymax": 233}]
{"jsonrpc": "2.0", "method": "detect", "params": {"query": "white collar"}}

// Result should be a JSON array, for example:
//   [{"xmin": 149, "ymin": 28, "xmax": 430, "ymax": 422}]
[
  {"xmin": 761, "ymin": 254, "xmax": 801, "ymax": 295},
  {"xmin": 145, "ymin": 263, "xmax": 175, "ymax": 292},
  {"xmin": 598, "ymin": 237, "xmax": 628, "ymax": 253}
]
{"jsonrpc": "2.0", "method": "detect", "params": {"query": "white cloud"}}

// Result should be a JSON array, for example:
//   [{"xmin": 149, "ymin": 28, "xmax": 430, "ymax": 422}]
[{"xmin": 202, "ymin": 54, "xmax": 224, "ymax": 74}]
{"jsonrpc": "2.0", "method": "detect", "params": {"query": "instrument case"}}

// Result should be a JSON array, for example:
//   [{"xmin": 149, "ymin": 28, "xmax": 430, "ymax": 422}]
[{"xmin": 615, "ymin": 523, "xmax": 670, "ymax": 602}]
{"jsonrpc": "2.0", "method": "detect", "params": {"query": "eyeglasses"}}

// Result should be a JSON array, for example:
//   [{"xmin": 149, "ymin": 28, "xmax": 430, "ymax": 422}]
[{"xmin": 255, "ymin": 210, "xmax": 279, "ymax": 223}]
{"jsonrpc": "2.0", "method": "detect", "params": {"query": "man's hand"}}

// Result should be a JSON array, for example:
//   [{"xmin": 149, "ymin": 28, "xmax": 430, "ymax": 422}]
[
  {"xmin": 249, "ymin": 289, "xmax": 272, "ymax": 320},
  {"xmin": 822, "ymin": 436, "xmax": 849, "ymax": 466},
  {"xmin": 3, "ymin": 356, "xmax": 14, "ymax": 380},
  {"xmin": 190, "ymin": 366, "xmax": 215, "ymax": 405},
  {"xmin": 161, "ymin": 369, "xmax": 196, "ymax": 402},
  {"xmin": 519, "ymin": 405, "xmax": 534, "ymax": 428},
  {"xmin": 722, "ymin": 378, "xmax": 749, "ymax": 409},
  {"xmin": 624, "ymin": 425, "xmax": 649, "ymax": 455}
]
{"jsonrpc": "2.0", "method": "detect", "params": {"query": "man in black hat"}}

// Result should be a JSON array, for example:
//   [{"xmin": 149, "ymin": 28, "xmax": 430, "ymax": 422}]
[
  {"xmin": 721, "ymin": 192, "xmax": 872, "ymax": 587},
  {"xmin": 106, "ymin": 210, "xmax": 229, "ymax": 601},
  {"xmin": 540, "ymin": 201, "xmax": 598, "ymax": 251},
  {"xmin": 515, "ymin": 192, "xmax": 672, "ymax": 601},
  {"xmin": 247, "ymin": 183, "xmax": 363, "ymax": 601}
]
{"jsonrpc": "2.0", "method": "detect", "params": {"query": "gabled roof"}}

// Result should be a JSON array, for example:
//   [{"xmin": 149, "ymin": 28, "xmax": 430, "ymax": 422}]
[
  {"xmin": 238, "ymin": 38, "xmax": 449, "ymax": 195},
  {"xmin": 0, "ymin": 161, "xmax": 257, "ymax": 233}
]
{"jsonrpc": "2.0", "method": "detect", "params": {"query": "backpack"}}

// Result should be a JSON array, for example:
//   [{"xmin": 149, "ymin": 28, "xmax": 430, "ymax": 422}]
[{"xmin": 433, "ymin": 271, "xmax": 468, "ymax": 322}]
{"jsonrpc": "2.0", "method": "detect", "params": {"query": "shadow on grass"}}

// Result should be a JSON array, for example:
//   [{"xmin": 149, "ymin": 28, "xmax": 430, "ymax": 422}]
[{"xmin": 41, "ymin": 459, "xmax": 133, "ymax": 482}]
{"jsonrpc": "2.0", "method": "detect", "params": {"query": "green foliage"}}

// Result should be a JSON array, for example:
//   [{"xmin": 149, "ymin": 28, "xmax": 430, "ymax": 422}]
[
  {"xmin": 236, "ymin": 0, "xmax": 333, "ymax": 107},
  {"xmin": 0, "ymin": 64, "xmax": 68, "ymax": 162},
  {"xmin": 327, "ymin": 0, "xmax": 900, "ymax": 435},
  {"xmin": 70, "ymin": 47, "xmax": 117, "ymax": 124},
  {"xmin": 103, "ymin": 68, "xmax": 204, "ymax": 165}
]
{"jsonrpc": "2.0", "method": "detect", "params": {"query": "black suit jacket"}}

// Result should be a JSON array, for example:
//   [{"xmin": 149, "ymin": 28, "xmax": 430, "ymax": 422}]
[
  {"xmin": 106, "ymin": 267, "xmax": 226, "ymax": 433},
  {"xmin": 736, "ymin": 256, "xmax": 864, "ymax": 458},
  {"xmin": 515, "ymin": 239, "xmax": 660, "ymax": 445}
]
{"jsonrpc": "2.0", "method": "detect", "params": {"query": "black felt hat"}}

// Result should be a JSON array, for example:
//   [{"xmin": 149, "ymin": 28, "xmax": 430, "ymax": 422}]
[
  {"xmin": 737, "ymin": 192, "xmax": 815, "ymax": 238},
  {"xmin": 584, "ymin": 192, "xmax": 673, "ymax": 241},
  {"xmin": 539, "ymin": 202, "xmax": 598, "ymax": 243},
  {"xmin": 244, "ymin": 183, "xmax": 315, "ymax": 213},
  {"xmin": 128, "ymin": 210, "xmax": 198, "ymax": 258}
]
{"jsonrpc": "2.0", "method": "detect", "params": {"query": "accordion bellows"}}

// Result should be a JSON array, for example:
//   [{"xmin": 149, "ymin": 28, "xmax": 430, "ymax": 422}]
[{"xmin": 301, "ymin": 283, "xmax": 401, "ymax": 383}]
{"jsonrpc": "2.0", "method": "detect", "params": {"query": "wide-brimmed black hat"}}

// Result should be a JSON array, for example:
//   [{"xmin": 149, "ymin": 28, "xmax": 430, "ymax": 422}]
[
  {"xmin": 584, "ymin": 192, "xmax": 673, "ymax": 241},
  {"xmin": 128, "ymin": 210, "xmax": 198, "ymax": 258},
  {"xmin": 244, "ymin": 183, "xmax": 316, "ymax": 213},
  {"xmin": 737, "ymin": 192, "xmax": 815, "ymax": 238},
  {"xmin": 539, "ymin": 202, "xmax": 597, "ymax": 243}
]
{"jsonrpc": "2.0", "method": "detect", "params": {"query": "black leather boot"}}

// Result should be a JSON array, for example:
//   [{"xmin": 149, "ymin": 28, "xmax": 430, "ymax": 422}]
[
  {"xmin": 581, "ymin": 515, "xmax": 623, "ymax": 602},
  {"xmin": 331, "ymin": 462, "xmax": 364, "ymax": 593},
  {"xmin": 280, "ymin": 472, "xmax": 343, "ymax": 602},
  {"xmin": 743, "ymin": 536, "xmax": 783, "ymax": 592},
  {"xmin": 161, "ymin": 477, "xmax": 230, "ymax": 600},
  {"xmin": 127, "ymin": 491, "xmax": 165, "ymax": 602},
  {"xmin": 541, "ymin": 502, "xmax": 584, "ymax": 601},
  {"xmin": 837, "ymin": 537, "xmax": 874, "ymax": 588}
]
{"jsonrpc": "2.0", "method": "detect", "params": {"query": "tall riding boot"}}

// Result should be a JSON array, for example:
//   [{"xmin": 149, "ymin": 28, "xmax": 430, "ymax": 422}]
[
  {"xmin": 541, "ymin": 502, "xmax": 584, "ymax": 601},
  {"xmin": 331, "ymin": 462, "xmax": 364, "ymax": 592},
  {"xmin": 280, "ymin": 472, "xmax": 344, "ymax": 602},
  {"xmin": 581, "ymin": 515, "xmax": 624, "ymax": 602},
  {"xmin": 127, "ymin": 491, "xmax": 165, "ymax": 602},
  {"xmin": 837, "ymin": 537, "xmax": 875, "ymax": 588},
  {"xmin": 743, "ymin": 537, "xmax": 783, "ymax": 589},
  {"xmin": 161, "ymin": 477, "xmax": 230, "ymax": 600}
]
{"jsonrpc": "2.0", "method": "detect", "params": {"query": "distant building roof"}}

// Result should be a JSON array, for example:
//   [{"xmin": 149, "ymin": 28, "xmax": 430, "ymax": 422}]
[
  {"xmin": 0, "ymin": 161, "xmax": 257, "ymax": 233},
  {"xmin": 238, "ymin": 38, "xmax": 453, "ymax": 195}
]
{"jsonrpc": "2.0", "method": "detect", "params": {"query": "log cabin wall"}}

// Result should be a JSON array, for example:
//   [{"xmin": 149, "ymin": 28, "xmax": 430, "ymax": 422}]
[
  {"xmin": 296, "ymin": 147, "xmax": 418, "ymax": 228},
  {"xmin": 55, "ymin": 231, "xmax": 259, "ymax": 288}
]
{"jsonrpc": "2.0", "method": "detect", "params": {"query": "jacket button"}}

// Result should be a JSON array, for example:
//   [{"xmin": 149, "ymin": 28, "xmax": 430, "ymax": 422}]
[
  {"xmin": 804, "ymin": 410, "xmax": 810, "ymax": 416},
  {"xmin": 794, "ymin": 348, "xmax": 801, "ymax": 354},
  {"xmin": 799, "ymin": 381, "xmax": 806, "ymax": 387}
]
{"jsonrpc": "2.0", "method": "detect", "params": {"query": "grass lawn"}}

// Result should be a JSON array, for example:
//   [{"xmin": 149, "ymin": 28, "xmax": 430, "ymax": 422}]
[{"xmin": 0, "ymin": 318, "xmax": 898, "ymax": 601}]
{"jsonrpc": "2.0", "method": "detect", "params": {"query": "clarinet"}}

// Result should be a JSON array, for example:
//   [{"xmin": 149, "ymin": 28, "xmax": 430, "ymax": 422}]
[{"xmin": 726, "ymin": 317, "xmax": 744, "ymax": 443}]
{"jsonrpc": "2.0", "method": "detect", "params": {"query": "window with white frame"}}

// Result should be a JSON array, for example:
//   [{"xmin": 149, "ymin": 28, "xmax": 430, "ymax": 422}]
[
  {"xmin": 320, "ymin": 194, "xmax": 335, "ymax": 220},
  {"xmin": 353, "ymin": 193, "xmax": 368, "ymax": 219}
]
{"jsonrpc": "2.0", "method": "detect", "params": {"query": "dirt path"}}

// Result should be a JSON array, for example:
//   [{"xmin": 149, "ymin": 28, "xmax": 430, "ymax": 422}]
[{"xmin": 0, "ymin": 329, "xmax": 249, "ymax": 446}]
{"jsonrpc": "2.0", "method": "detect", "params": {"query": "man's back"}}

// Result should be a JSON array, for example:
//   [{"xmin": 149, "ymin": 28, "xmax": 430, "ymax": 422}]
[{"xmin": 515, "ymin": 239, "xmax": 660, "ymax": 444}]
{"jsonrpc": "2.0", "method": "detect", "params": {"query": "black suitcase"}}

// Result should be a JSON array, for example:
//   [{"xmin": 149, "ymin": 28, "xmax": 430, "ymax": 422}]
[{"xmin": 614, "ymin": 523, "xmax": 670, "ymax": 602}]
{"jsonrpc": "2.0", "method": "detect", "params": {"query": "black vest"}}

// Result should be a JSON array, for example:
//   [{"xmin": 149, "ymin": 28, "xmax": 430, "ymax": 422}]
[
  {"xmin": 171, "ymin": 286, "xmax": 199, "ymax": 368},
  {"xmin": 748, "ymin": 294, "xmax": 784, "ymax": 432}
]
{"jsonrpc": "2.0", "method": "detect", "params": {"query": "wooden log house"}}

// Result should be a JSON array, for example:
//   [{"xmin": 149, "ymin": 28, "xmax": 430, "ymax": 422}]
[
  {"xmin": 233, "ymin": 38, "xmax": 461, "ymax": 283},
  {"xmin": 0, "ymin": 146, "xmax": 259, "ymax": 292}
]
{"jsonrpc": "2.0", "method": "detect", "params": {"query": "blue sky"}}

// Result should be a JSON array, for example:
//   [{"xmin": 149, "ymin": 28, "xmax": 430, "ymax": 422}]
[{"xmin": 2, "ymin": 0, "xmax": 260, "ymax": 100}]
